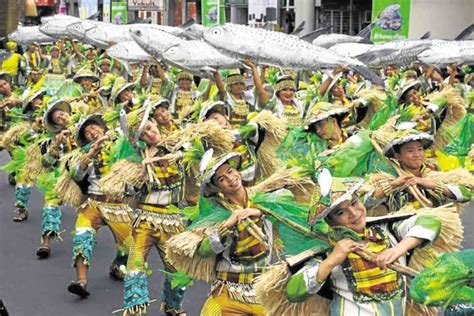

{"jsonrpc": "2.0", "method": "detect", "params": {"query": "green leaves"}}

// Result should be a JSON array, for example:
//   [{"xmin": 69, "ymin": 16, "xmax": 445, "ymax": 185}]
[
  {"xmin": 182, "ymin": 138, "xmax": 205, "ymax": 172},
  {"xmin": 181, "ymin": 204, "xmax": 200, "ymax": 221},
  {"xmin": 158, "ymin": 270, "xmax": 193, "ymax": 289},
  {"xmin": 328, "ymin": 226, "xmax": 362, "ymax": 243}
]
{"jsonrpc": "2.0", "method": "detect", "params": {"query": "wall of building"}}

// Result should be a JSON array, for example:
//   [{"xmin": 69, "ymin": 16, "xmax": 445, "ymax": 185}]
[
  {"xmin": 409, "ymin": 0, "xmax": 474, "ymax": 39},
  {"xmin": 230, "ymin": 6, "xmax": 248, "ymax": 24}
]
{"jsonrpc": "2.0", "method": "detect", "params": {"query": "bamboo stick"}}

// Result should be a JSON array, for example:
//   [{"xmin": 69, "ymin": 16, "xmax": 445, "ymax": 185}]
[
  {"xmin": 256, "ymin": 204, "xmax": 419, "ymax": 278},
  {"xmin": 370, "ymin": 138, "xmax": 432, "ymax": 207},
  {"xmin": 219, "ymin": 200, "xmax": 270, "ymax": 250},
  {"xmin": 111, "ymin": 299, "xmax": 157, "ymax": 314}
]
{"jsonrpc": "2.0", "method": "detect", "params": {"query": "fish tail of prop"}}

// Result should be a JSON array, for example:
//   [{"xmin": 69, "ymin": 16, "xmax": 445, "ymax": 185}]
[
  {"xmin": 355, "ymin": 49, "xmax": 397, "ymax": 65},
  {"xmin": 350, "ymin": 64, "xmax": 384, "ymax": 86}
]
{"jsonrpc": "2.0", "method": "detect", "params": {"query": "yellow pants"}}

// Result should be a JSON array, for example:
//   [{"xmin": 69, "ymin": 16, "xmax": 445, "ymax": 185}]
[
  {"xmin": 127, "ymin": 221, "xmax": 175, "ymax": 272},
  {"xmin": 73, "ymin": 200, "xmax": 131, "ymax": 266},
  {"xmin": 200, "ymin": 288, "xmax": 265, "ymax": 316},
  {"xmin": 123, "ymin": 209, "xmax": 186, "ymax": 312}
]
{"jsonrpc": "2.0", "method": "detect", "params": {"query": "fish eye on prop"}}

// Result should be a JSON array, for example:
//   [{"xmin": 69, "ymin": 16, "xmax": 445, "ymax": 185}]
[
  {"xmin": 133, "ymin": 30, "xmax": 142, "ymax": 37},
  {"xmin": 211, "ymin": 28, "xmax": 223, "ymax": 36}
]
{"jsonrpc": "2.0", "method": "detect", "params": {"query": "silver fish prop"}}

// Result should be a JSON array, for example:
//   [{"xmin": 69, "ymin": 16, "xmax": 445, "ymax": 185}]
[
  {"xmin": 417, "ymin": 40, "xmax": 474, "ymax": 66},
  {"xmin": 106, "ymin": 41, "xmax": 154, "ymax": 64},
  {"xmin": 329, "ymin": 43, "xmax": 373, "ymax": 58},
  {"xmin": 40, "ymin": 14, "xmax": 80, "ymax": 24},
  {"xmin": 130, "ymin": 27, "xmax": 215, "ymax": 77},
  {"xmin": 8, "ymin": 26, "xmax": 55, "ymax": 45},
  {"xmin": 129, "ymin": 26, "xmax": 185, "ymax": 60},
  {"xmin": 85, "ymin": 23, "xmax": 182, "ymax": 49},
  {"xmin": 39, "ymin": 18, "xmax": 83, "ymax": 39},
  {"xmin": 162, "ymin": 40, "xmax": 242, "ymax": 71},
  {"xmin": 312, "ymin": 33, "xmax": 371, "ymax": 48},
  {"xmin": 355, "ymin": 39, "xmax": 445, "ymax": 68},
  {"xmin": 180, "ymin": 23, "xmax": 206, "ymax": 40},
  {"xmin": 147, "ymin": 24, "xmax": 185, "ymax": 37},
  {"xmin": 66, "ymin": 20, "xmax": 106, "ymax": 43},
  {"xmin": 202, "ymin": 23, "xmax": 383, "ymax": 85},
  {"xmin": 84, "ymin": 24, "xmax": 133, "ymax": 49}
]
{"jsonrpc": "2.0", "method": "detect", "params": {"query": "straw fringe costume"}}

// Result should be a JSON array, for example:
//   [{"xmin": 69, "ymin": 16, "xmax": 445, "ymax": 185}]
[
  {"xmin": 119, "ymin": 150, "xmax": 188, "ymax": 314},
  {"xmin": 68, "ymin": 117, "xmax": 133, "ymax": 277},
  {"xmin": 38, "ymin": 133, "xmax": 76, "ymax": 242},
  {"xmin": 166, "ymin": 152, "xmax": 328, "ymax": 315},
  {"xmin": 161, "ymin": 72, "xmax": 202, "ymax": 119},
  {"xmin": 285, "ymin": 214, "xmax": 441, "ymax": 316},
  {"xmin": 70, "ymin": 154, "xmax": 132, "ymax": 269}
]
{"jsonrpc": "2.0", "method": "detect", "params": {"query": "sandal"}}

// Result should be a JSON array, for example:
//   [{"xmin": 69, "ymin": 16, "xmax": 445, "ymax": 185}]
[
  {"xmin": 109, "ymin": 263, "xmax": 125, "ymax": 280},
  {"xmin": 162, "ymin": 303, "xmax": 187, "ymax": 316},
  {"xmin": 67, "ymin": 280, "xmax": 90, "ymax": 298},
  {"xmin": 0, "ymin": 299, "xmax": 8, "ymax": 316},
  {"xmin": 7, "ymin": 173, "xmax": 15, "ymax": 186},
  {"xmin": 165, "ymin": 310, "xmax": 187, "ymax": 316},
  {"xmin": 12, "ymin": 208, "xmax": 28, "ymax": 222},
  {"xmin": 36, "ymin": 245, "xmax": 51, "ymax": 259}
]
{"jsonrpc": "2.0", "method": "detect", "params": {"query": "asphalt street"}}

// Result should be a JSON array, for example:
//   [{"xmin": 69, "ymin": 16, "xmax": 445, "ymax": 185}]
[{"xmin": 0, "ymin": 151, "xmax": 472, "ymax": 315}]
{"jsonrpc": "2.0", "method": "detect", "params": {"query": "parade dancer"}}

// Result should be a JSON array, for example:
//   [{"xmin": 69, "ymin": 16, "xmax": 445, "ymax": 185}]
[
  {"xmin": 266, "ymin": 75, "xmax": 306, "ymax": 126},
  {"xmin": 283, "ymin": 178, "xmax": 442, "ymax": 316},
  {"xmin": 66, "ymin": 114, "xmax": 133, "ymax": 298},
  {"xmin": 213, "ymin": 60, "xmax": 267, "ymax": 126},
  {"xmin": 36, "ymin": 100, "xmax": 75, "ymax": 258},
  {"xmin": 102, "ymin": 103, "xmax": 189, "ymax": 315},
  {"xmin": 368, "ymin": 129, "xmax": 472, "ymax": 213}
]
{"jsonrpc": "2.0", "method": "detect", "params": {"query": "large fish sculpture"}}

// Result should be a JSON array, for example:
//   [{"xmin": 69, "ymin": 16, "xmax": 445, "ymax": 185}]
[
  {"xmin": 162, "ymin": 40, "xmax": 242, "ymax": 71},
  {"xmin": 202, "ymin": 23, "xmax": 383, "ymax": 85},
  {"xmin": 312, "ymin": 33, "xmax": 371, "ymax": 48},
  {"xmin": 107, "ymin": 41, "xmax": 154, "ymax": 64},
  {"xmin": 39, "ymin": 18, "xmax": 83, "ymax": 40},
  {"xmin": 417, "ymin": 40, "xmax": 474, "ymax": 66},
  {"xmin": 355, "ymin": 39, "xmax": 445, "ymax": 68},
  {"xmin": 8, "ymin": 26, "xmax": 55, "ymax": 45},
  {"xmin": 85, "ymin": 23, "xmax": 184, "ymax": 49},
  {"xmin": 129, "ymin": 26, "xmax": 185, "ymax": 60}
]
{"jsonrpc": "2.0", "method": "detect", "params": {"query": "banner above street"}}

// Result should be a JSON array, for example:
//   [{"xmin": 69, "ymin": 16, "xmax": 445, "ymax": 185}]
[
  {"xmin": 371, "ymin": 0, "xmax": 411, "ymax": 43},
  {"xmin": 127, "ymin": 0, "xmax": 166, "ymax": 11}
]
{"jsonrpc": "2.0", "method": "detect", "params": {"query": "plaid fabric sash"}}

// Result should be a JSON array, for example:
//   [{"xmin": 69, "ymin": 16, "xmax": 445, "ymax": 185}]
[
  {"xmin": 229, "ymin": 217, "xmax": 267, "ymax": 262},
  {"xmin": 345, "ymin": 227, "xmax": 402, "ymax": 299},
  {"xmin": 154, "ymin": 159, "xmax": 182, "ymax": 187}
]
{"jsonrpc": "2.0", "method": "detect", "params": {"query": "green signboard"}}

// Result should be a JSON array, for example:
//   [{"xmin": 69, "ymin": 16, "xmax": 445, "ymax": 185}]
[
  {"xmin": 371, "ymin": 0, "xmax": 411, "ymax": 42},
  {"xmin": 111, "ymin": 1, "xmax": 128, "ymax": 25},
  {"xmin": 202, "ymin": 0, "xmax": 226, "ymax": 27}
]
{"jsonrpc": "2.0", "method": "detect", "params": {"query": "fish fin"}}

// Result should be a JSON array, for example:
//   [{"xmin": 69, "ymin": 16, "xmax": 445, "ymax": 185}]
[
  {"xmin": 454, "ymin": 24, "xmax": 474, "ymax": 41},
  {"xmin": 291, "ymin": 21, "xmax": 306, "ymax": 36},
  {"xmin": 350, "ymin": 65, "xmax": 384, "ymax": 87},
  {"xmin": 300, "ymin": 25, "xmax": 332, "ymax": 42},
  {"xmin": 357, "ymin": 22, "xmax": 375, "ymax": 39},
  {"xmin": 117, "ymin": 59, "xmax": 132, "ymax": 76},
  {"xmin": 181, "ymin": 19, "xmax": 196, "ymax": 29},
  {"xmin": 419, "ymin": 31, "xmax": 431, "ymax": 40},
  {"xmin": 355, "ymin": 49, "xmax": 397, "ymax": 64},
  {"xmin": 87, "ymin": 11, "xmax": 100, "ymax": 21}
]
